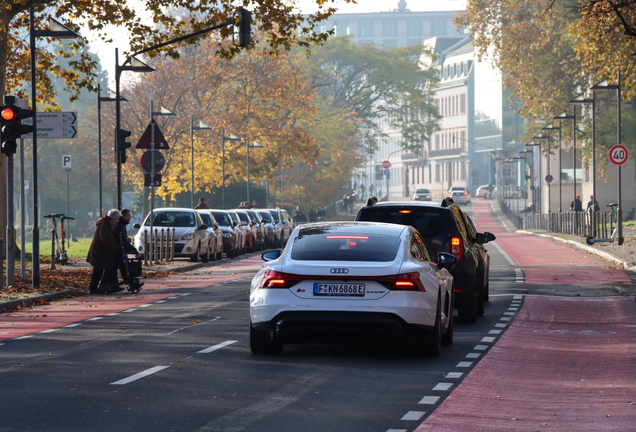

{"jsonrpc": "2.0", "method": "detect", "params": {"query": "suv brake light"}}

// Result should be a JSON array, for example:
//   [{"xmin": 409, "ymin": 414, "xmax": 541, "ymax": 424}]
[{"xmin": 451, "ymin": 236, "xmax": 463, "ymax": 260}]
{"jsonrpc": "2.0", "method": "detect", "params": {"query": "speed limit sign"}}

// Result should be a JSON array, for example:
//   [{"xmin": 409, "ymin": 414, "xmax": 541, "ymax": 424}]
[{"xmin": 609, "ymin": 145, "xmax": 628, "ymax": 165}]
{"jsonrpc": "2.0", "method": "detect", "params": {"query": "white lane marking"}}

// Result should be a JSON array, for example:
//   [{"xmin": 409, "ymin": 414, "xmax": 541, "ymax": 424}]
[
  {"xmin": 432, "ymin": 383, "xmax": 453, "ymax": 391},
  {"xmin": 516, "ymin": 280, "xmax": 524, "ymax": 283},
  {"xmin": 197, "ymin": 340, "xmax": 237, "ymax": 354},
  {"xmin": 474, "ymin": 344, "xmax": 488, "ymax": 351},
  {"xmin": 180, "ymin": 293, "xmax": 192, "ymax": 296},
  {"xmin": 154, "ymin": 300, "xmax": 167, "ymax": 304},
  {"xmin": 13, "ymin": 335, "xmax": 33, "ymax": 340},
  {"xmin": 87, "ymin": 317, "xmax": 103, "ymax": 321},
  {"xmin": 110, "ymin": 365, "xmax": 170, "ymax": 385},
  {"xmin": 511, "ymin": 300, "xmax": 521, "ymax": 304},
  {"xmin": 400, "ymin": 411, "xmax": 426, "ymax": 421},
  {"xmin": 495, "ymin": 323, "xmax": 507, "ymax": 328},
  {"xmin": 40, "ymin": 329, "xmax": 60, "ymax": 333},
  {"xmin": 419, "ymin": 396, "xmax": 440, "ymax": 404},
  {"xmin": 138, "ymin": 304, "xmax": 153, "ymax": 308},
  {"xmin": 503, "ymin": 312, "xmax": 516, "ymax": 316},
  {"xmin": 106, "ymin": 313, "xmax": 120, "ymax": 316},
  {"xmin": 446, "ymin": 372, "xmax": 463, "ymax": 379},
  {"xmin": 387, "ymin": 429, "xmax": 408, "ymax": 432},
  {"xmin": 500, "ymin": 317, "xmax": 511, "ymax": 321},
  {"xmin": 513, "ymin": 295, "xmax": 523, "ymax": 299},
  {"xmin": 0, "ymin": 343, "xmax": 4, "ymax": 346},
  {"xmin": 167, "ymin": 296, "xmax": 179, "ymax": 299},
  {"xmin": 456, "ymin": 362, "xmax": 473, "ymax": 368},
  {"xmin": 466, "ymin": 353, "xmax": 481, "ymax": 359},
  {"xmin": 489, "ymin": 330, "xmax": 502, "ymax": 335},
  {"xmin": 490, "ymin": 241, "xmax": 517, "ymax": 266},
  {"xmin": 122, "ymin": 309, "xmax": 137, "ymax": 313},
  {"xmin": 481, "ymin": 336, "xmax": 496, "ymax": 343},
  {"xmin": 508, "ymin": 307, "xmax": 518, "ymax": 311},
  {"xmin": 64, "ymin": 323, "xmax": 82, "ymax": 328}
]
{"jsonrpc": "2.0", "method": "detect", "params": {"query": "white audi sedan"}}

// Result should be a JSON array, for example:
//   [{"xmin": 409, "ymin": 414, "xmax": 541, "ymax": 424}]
[{"xmin": 249, "ymin": 222, "xmax": 456, "ymax": 356}]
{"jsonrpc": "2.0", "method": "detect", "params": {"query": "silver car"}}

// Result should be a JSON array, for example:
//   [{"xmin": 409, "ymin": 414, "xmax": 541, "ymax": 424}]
[
  {"xmin": 413, "ymin": 188, "xmax": 432, "ymax": 201},
  {"xmin": 133, "ymin": 208, "xmax": 211, "ymax": 262},
  {"xmin": 258, "ymin": 210, "xmax": 281, "ymax": 248},
  {"xmin": 227, "ymin": 211, "xmax": 247, "ymax": 255},
  {"xmin": 196, "ymin": 210, "xmax": 224, "ymax": 261}
]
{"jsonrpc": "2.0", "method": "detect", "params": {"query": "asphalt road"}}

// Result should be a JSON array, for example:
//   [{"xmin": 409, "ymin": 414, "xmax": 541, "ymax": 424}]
[{"xmin": 0, "ymin": 203, "xmax": 527, "ymax": 432}]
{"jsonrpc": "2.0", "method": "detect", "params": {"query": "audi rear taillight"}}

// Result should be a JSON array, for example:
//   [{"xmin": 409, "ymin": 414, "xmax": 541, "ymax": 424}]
[
  {"xmin": 377, "ymin": 272, "xmax": 425, "ymax": 291},
  {"xmin": 260, "ymin": 270, "xmax": 304, "ymax": 289},
  {"xmin": 451, "ymin": 236, "xmax": 463, "ymax": 260}
]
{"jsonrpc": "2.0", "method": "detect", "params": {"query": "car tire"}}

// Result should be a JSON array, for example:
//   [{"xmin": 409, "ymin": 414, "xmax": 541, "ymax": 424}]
[
  {"xmin": 458, "ymin": 290, "xmax": 477, "ymax": 324},
  {"xmin": 201, "ymin": 243, "xmax": 210, "ymax": 263},
  {"xmin": 441, "ymin": 290, "xmax": 454, "ymax": 346},
  {"xmin": 190, "ymin": 245, "xmax": 200, "ymax": 262},
  {"xmin": 250, "ymin": 322, "xmax": 283, "ymax": 355},
  {"xmin": 413, "ymin": 296, "xmax": 442, "ymax": 358}
]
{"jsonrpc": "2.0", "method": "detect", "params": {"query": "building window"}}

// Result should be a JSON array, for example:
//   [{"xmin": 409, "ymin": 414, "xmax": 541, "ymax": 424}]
[
  {"xmin": 460, "ymin": 94, "xmax": 466, "ymax": 114},
  {"xmin": 336, "ymin": 21, "xmax": 349, "ymax": 36},
  {"xmin": 407, "ymin": 19, "xmax": 422, "ymax": 36},
  {"xmin": 431, "ymin": 19, "xmax": 446, "ymax": 35},
  {"xmin": 461, "ymin": 130, "xmax": 467, "ymax": 153},
  {"xmin": 358, "ymin": 20, "xmax": 373, "ymax": 37},
  {"xmin": 435, "ymin": 164, "xmax": 440, "ymax": 182},
  {"xmin": 383, "ymin": 19, "xmax": 397, "ymax": 37},
  {"xmin": 435, "ymin": 133, "xmax": 440, "ymax": 150},
  {"xmin": 461, "ymin": 162, "xmax": 466, "ymax": 181}
]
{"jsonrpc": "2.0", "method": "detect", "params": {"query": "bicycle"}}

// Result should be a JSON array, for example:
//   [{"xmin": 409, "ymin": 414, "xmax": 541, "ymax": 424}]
[
  {"xmin": 586, "ymin": 203, "xmax": 618, "ymax": 245},
  {"xmin": 44, "ymin": 213, "xmax": 75, "ymax": 266}
]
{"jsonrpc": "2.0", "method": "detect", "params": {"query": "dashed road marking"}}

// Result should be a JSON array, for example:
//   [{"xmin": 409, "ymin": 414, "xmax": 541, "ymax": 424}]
[
  {"xmin": 87, "ymin": 317, "xmax": 103, "ymax": 321},
  {"xmin": 500, "ymin": 317, "xmax": 511, "ymax": 321},
  {"xmin": 105, "ymin": 313, "xmax": 120, "ymax": 316},
  {"xmin": 489, "ymin": 330, "xmax": 502, "ymax": 335},
  {"xmin": 110, "ymin": 365, "xmax": 170, "ymax": 385},
  {"xmin": 167, "ymin": 296, "xmax": 179, "ymax": 299},
  {"xmin": 13, "ymin": 335, "xmax": 33, "ymax": 340},
  {"xmin": 154, "ymin": 300, "xmax": 167, "ymax": 304},
  {"xmin": 466, "ymin": 353, "xmax": 481, "ymax": 359},
  {"xmin": 400, "ymin": 411, "xmax": 426, "ymax": 421},
  {"xmin": 419, "ymin": 396, "xmax": 440, "ymax": 405},
  {"xmin": 40, "ymin": 329, "xmax": 60, "ymax": 333},
  {"xmin": 456, "ymin": 362, "xmax": 473, "ymax": 368},
  {"xmin": 179, "ymin": 293, "xmax": 192, "ymax": 296},
  {"xmin": 513, "ymin": 295, "xmax": 523, "ymax": 300},
  {"xmin": 474, "ymin": 344, "xmax": 488, "ymax": 350},
  {"xmin": 138, "ymin": 304, "xmax": 153, "ymax": 308},
  {"xmin": 481, "ymin": 336, "xmax": 496, "ymax": 343},
  {"xmin": 446, "ymin": 372, "xmax": 463, "ymax": 379},
  {"xmin": 495, "ymin": 323, "xmax": 507, "ymax": 328},
  {"xmin": 432, "ymin": 383, "xmax": 453, "ymax": 391},
  {"xmin": 387, "ymin": 429, "xmax": 407, "ymax": 432},
  {"xmin": 64, "ymin": 323, "xmax": 82, "ymax": 328},
  {"xmin": 196, "ymin": 340, "xmax": 237, "ymax": 354},
  {"xmin": 503, "ymin": 312, "xmax": 516, "ymax": 316}
]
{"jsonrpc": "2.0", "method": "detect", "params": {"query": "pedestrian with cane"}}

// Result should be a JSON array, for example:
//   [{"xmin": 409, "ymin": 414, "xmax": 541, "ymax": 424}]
[{"xmin": 87, "ymin": 209, "xmax": 123, "ymax": 294}]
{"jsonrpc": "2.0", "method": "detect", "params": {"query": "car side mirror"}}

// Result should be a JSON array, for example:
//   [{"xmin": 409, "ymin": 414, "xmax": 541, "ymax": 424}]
[
  {"xmin": 475, "ymin": 233, "xmax": 488, "ymax": 245},
  {"xmin": 199, "ymin": 224, "xmax": 208, "ymax": 230},
  {"xmin": 436, "ymin": 252, "xmax": 457, "ymax": 270},
  {"xmin": 485, "ymin": 232, "xmax": 496, "ymax": 242},
  {"xmin": 133, "ymin": 223, "xmax": 141, "ymax": 229},
  {"xmin": 262, "ymin": 250, "xmax": 282, "ymax": 262}
]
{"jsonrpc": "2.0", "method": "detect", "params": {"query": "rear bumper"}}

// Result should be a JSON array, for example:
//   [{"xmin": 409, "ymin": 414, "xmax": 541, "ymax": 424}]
[{"xmin": 252, "ymin": 311, "xmax": 432, "ymax": 344}]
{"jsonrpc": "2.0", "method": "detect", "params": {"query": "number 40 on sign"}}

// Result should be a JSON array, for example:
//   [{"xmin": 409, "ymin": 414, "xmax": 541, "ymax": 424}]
[{"xmin": 609, "ymin": 145, "xmax": 628, "ymax": 165}]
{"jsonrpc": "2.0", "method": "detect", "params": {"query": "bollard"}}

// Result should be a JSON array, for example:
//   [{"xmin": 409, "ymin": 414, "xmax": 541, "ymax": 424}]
[
  {"xmin": 166, "ymin": 228, "xmax": 170, "ymax": 262},
  {"xmin": 143, "ymin": 230, "xmax": 149, "ymax": 266},
  {"xmin": 160, "ymin": 228, "xmax": 165, "ymax": 262},
  {"xmin": 51, "ymin": 229, "xmax": 56, "ymax": 270},
  {"xmin": 170, "ymin": 228, "xmax": 175, "ymax": 262},
  {"xmin": 154, "ymin": 228, "xmax": 159, "ymax": 264}
]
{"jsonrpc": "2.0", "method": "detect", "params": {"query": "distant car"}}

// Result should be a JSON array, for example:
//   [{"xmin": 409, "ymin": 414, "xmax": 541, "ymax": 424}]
[
  {"xmin": 228, "ymin": 211, "xmax": 247, "ymax": 255},
  {"xmin": 249, "ymin": 222, "xmax": 456, "ymax": 356},
  {"xmin": 413, "ymin": 188, "xmax": 432, "ymax": 201},
  {"xmin": 246, "ymin": 209, "xmax": 267, "ymax": 251},
  {"xmin": 448, "ymin": 186, "xmax": 466, "ymax": 196},
  {"xmin": 233, "ymin": 209, "xmax": 256, "ymax": 252},
  {"xmin": 356, "ymin": 199, "xmax": 495, "ymax": 324},
  {"xmin": 133, "ymin": 208, "xmax": 211, "ymax": 262},
  {"xmin": 210, "ymin": 210, "xmax": 241, "ymax": 258},
  {"xmin": 258, "ymin": 210, "xmax": 281, "ymax": 248},
  {"xmin": 475, "ymin": 185, "xmax": 490, "ymax": 198},
  {"xmin": 196, "ymin": 210, "xmax": 224, "ymax": 261},
  {"xmin": 450, "ymin": 190, "xmax": 471, "ymax": 205},
  {"xmin": 268, "ymin": 208, "xmax": 293, "ymax": 246}
]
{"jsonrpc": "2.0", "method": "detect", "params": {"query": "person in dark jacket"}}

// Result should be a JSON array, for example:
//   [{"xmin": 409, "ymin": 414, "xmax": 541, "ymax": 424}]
[
  {"xmin": 586, "ymin": 195, "xmax": 600, "ymax": 213},
  {"xmin": 570, "ymin": 194, "xmax": 583, "ymax": 212},
  {"xmin": 87, "ymin": 209, "xmax": 122, "ymax": 294},
  {"xmin": 308, "ymin": 208, "xmax": 316, "ymax": 222}
]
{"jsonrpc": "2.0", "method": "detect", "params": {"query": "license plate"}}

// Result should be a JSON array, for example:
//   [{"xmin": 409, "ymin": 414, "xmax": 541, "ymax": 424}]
[{"xmin": 313, "ymin": 283, "xmax": 365, "ymax": 296}]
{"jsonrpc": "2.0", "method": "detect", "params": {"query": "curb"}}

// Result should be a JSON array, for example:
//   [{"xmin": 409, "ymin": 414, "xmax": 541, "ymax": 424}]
[
  {"xmin": 516, "ymin": 230, "xmax": 635, "ymax": 270},
  {"xmin": 0, "ymin": 289, "xmax": 75, "ymax": 312}
]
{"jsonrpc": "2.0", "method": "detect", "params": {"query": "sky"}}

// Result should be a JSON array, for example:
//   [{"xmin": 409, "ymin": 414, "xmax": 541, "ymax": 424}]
[{"xmin": 84, "ymin": 0, "xmax": 466, "ymax": 88}]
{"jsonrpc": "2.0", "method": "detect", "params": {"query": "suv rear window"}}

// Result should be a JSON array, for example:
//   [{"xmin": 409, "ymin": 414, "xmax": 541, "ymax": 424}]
[
  {"xmin": 291, "ymin": 233, "xmax": 401, "ymax": 262},
  {"xmin": 357, "ymin": 207, "xmax": 452, "ymax": 237}
]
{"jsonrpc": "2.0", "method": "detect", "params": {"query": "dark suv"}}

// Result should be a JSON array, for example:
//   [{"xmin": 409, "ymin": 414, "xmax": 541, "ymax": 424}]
[{"xmin": 355, "ymin": 198, "xmax": 495, "ymax": 323}]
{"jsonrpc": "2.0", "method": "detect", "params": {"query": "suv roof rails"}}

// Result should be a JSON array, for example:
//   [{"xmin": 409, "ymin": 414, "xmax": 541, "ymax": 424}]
[
  {"xmin": 366, "ymin": 196, "xmax": 378, "ymax": 207},
  {"xmin": 441, "ymin": 197, "xmax": 454, "ymax": 207}
]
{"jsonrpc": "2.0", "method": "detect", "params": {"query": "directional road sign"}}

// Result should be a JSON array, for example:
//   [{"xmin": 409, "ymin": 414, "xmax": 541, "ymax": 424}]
[
  {"xmin": 34, "ymin": 126, "xmax": 78, "ymax": 139},
  {"xmin": 24, "ymin": 112, "xmax": 77, "ymax": 125},
  {"xmin": 609, "ymin": 145, "xmax": 628, "ymax": 166},
  {"xmin": 140, "ymin": 150, "xmax": 166, "ymax": 174},
  {"xmin": 137, "ymin": 119, "xmax": 169, "ymax": 149}
]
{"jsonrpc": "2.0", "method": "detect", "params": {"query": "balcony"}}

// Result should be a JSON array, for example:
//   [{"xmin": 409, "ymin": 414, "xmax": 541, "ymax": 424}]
[{"xmin": 428, "ymin": 147, "xmax": 462, "ymax": 158}]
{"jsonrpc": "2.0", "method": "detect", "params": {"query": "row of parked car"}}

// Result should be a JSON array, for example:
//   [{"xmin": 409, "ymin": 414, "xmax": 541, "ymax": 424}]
[{"xmin": 132, "ymin": 207, "xmax": 296, "ymax": 262}]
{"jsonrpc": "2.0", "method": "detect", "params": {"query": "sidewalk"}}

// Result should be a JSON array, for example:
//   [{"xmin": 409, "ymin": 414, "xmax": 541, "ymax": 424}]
[{"xmin": 0, "ymin": 254, "xmax": 264, "ymax": 342}]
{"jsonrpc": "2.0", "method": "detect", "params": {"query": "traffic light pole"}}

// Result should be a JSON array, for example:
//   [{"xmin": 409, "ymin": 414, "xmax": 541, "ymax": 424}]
[
  {"xmin": 6, "ymin": 152, "xmax": 14, "ymax": 287},
  {"xmin": 115, "ymin": 48, "xmax": 123, "ymax": 210},
  {"xmin": 30, "ymin": 8, "xmax": 40, "ymax": 287}
]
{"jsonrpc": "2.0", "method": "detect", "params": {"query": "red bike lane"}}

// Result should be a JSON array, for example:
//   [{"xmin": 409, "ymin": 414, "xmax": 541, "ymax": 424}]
[
  {"xmin": 0, "ymin": 255, "xmax": 262, "ymax": 342},
  {"xmin": 414, "ymin": 200, "xmax": 636, "ymax": 431}
]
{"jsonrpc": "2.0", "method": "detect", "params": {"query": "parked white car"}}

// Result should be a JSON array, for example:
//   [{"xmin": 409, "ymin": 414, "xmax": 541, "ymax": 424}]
[{"xmin": 133, "ymin": 208, "xmax": 211, "ymax": 262}]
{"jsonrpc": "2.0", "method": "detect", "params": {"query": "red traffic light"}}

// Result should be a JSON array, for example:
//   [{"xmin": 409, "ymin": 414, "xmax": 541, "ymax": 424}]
[{"xmin": 1, "ymin": 108, "xmax": 16, "ymax": 121}]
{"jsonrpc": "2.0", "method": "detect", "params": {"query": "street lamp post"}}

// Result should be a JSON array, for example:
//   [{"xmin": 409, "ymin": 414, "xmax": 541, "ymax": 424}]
[
  {"xmin": 246, "ymin": 138, "xmax": 264, "ymax": 204},
  {"xmin": 190, "ymin": 117, "xmax": 213, "ymax": 207},
  {"xmin": 30, "ymin": 11, "xmax": 79, "ymax": 287},
  {"xmin": 221, "ymin": 130, "xmax": 241, "ymax": 209},
  {"xmin": 570, "ymin": 92, "xmax": 594, "ymax": 234}
]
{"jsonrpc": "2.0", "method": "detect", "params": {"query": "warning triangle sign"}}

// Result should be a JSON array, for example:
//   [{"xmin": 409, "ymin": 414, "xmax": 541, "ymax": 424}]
[{"xmin": 136, "ymin": 119, "xmax": 170, "ymax": 149}]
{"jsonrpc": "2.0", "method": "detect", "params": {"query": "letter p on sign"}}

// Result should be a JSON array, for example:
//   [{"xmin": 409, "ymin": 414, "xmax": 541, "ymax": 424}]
[{"xmin": 62, "ymin": 155, "xmax": 72, "ymax": 169}]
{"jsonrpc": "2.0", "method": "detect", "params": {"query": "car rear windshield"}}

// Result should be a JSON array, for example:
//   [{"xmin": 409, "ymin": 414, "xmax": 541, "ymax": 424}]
[
  {"xmin": 259, "ymin": 211, "xmax": 273, "ymax": 222},
  {"xmin": 199, "ymin": 213, "xmax": 212, "ymax": 226},
  {"xmin": 268, "ymin": 210, "xmax": 280, "ymax": 222},
  {"xmin": 357, "ymin": 207, "xmax": 453, "ymax": 237},
  {"xmin": 145, "ymin": 211, "xmax": 195, "ymax": 227},
  {"xmin": 211, "ymin": 212, "xmax": 232, "ymax": 226},
  {"xmin": 452, "ymin": 191, "xmax": 465, "ymax": 196},
  {"xmin": 416, "ymin": 189, "xmax": 430, "ymax": 193},
  {"xmin": 291, "ymin": 233, "xmax": 401, "ymax": 262},
  {"xmin": 236, "ymin": 212, "xmax": 249, "ymax": 223}
]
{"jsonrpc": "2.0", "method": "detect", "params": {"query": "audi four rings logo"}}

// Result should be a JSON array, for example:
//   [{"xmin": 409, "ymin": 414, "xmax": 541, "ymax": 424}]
[{"xmin": 330, "ymin": 268, "xmax": 349, "ymax": 274}]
